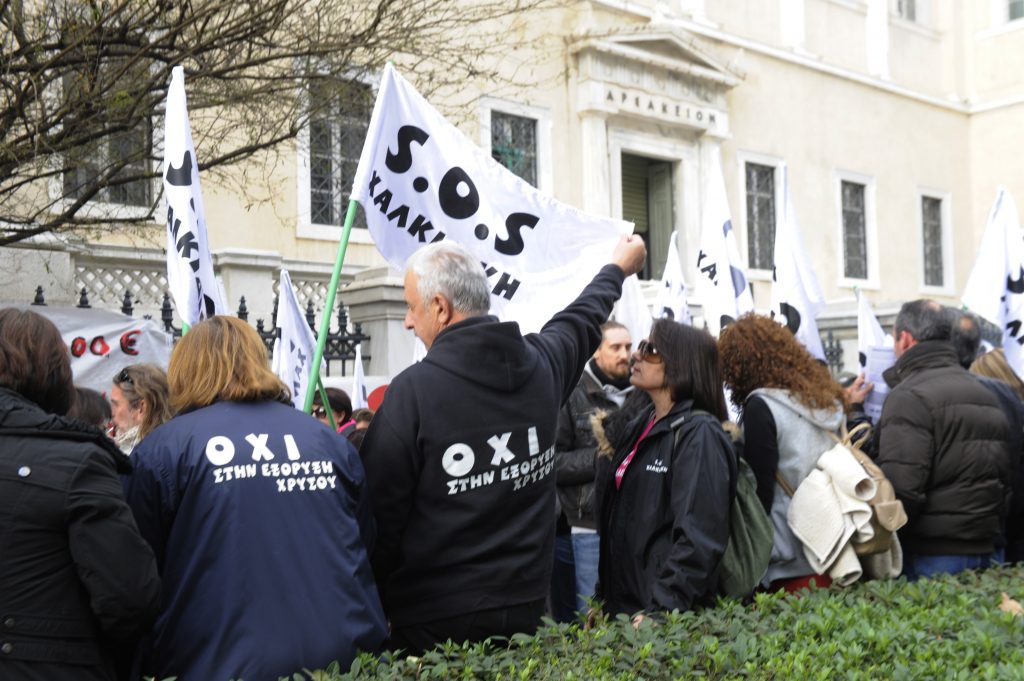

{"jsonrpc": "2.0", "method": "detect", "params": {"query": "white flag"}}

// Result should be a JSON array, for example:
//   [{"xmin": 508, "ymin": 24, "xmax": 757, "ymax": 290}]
[
  {"xmin": 351, "ymin": 344, "xmax": 368, "ymax": 410},
  {"xmin": 653, "ymin": 232, "xmax": 691, "ymax": 325},
  {"xmin": 695, "ymin": 145, "xmax": 753, "ymax": 336},
  {"xmin": 963, "ymin": 187, "xmax": 1024, "ymax": 381},
  {"xmin": 770, "ymin": 164, "xmax": 825, "ymax": 360},
  {"xmin": 163, "ymin": 66, "xmax": 226, "ymax": 326},
  {"xmin": 272, "ymin": 269, "xmax": 319, "ymax": 409},
  {"xmin": 351, "ymin": 64, "xmax": 631, "ymax": 334},
  {"xmin": 614, "ymin": 275, "xmax": 653, "ymax": 346},
  {"xmin": 856, "ymin": 289, "xmax": 889, "ymax": 370}
]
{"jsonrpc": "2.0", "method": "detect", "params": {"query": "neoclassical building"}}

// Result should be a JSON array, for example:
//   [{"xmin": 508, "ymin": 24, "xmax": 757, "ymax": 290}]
[{"xmin": 4, "ymin": 0, "xmax": 1023, "ymax": 377}]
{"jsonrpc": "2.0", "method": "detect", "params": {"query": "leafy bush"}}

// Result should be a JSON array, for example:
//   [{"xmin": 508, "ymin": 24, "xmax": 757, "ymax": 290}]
[{"xmin": 290, "ymin": 565, "xmax": 1024, "ymax": 680}]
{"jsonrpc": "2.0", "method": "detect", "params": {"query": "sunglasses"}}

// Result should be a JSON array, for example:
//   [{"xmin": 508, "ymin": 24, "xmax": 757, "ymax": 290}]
[
  {"xmin": 313, "ymin": 407, "xmax": 328, "ymax": 419},
  {"xmin": 636, "ymin": 339, "xmax": 663, "ymax": 364},
  {"xmin": 116, "ymin": 368, "xmax": 134, "ymax": 385}
]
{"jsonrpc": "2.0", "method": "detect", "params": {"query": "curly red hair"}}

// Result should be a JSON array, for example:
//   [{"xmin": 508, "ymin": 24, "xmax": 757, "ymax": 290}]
[{"xmin": 718, "ymin": 313, "xmax": 846, "ymax": 412}]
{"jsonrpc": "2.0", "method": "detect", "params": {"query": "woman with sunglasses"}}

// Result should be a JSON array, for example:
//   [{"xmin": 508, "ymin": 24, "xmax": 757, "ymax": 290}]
[
  {"xmin": 595, "ymin": 319, "xmax": 736, "ymax": 620},
  {"xmin": 109, "ymin": 364, "xmax": 172, "ymax": 454}
]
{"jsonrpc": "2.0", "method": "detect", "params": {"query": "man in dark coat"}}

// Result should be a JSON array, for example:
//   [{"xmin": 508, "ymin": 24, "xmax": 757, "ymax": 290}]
[
  {"xmin": 551, "ymin": 321, "xmax": 632, "ymax": 621},
  {"xmin": 360, "ymin": 235, "xmax": 645, "ymax": 654},
  {"xmin": 876, "ymin": 299, "xmax": 1013, "ymax": 579}
]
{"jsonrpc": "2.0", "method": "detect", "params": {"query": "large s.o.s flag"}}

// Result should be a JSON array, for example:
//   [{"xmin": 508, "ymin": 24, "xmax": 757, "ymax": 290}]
[{"xmin": 351, "ymin": 64, "xmax": 631, "ymax": 333}]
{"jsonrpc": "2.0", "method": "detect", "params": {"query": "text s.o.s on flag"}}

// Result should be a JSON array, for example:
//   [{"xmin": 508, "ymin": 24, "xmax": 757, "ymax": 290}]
[
  {"xmin": 163, "ymin": 65, "xmax": 226, "ymax": 326},
  {"xmin": 350, "ymin": 64, "xmax": 631, "ymax": 333}
]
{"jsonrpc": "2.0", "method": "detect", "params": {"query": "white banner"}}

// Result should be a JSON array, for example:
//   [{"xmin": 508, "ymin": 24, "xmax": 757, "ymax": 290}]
[
  {"xmin": 272, "ymin": 269, "xmax": 320, "ymax": 409},
  {"xmin": 613, "ymin": 275, "xmax": 652, "ymax": 347},
  {"xmin": 695, "ymin": 145, "xmax": 753, "ymax": 336},
  {"xmin": 770, "ymin": 164, "xmax": 825, "ymax": 360},
  {"xmin": 351, "ymin": 64, "xmax": 631, "ymax": 333},
  {"xmin": 653, "ymin": 232, "xmax": 691, "ymax": 325},
  {"xmin": 351, "ymin": 343, "xmax": 368, "ymax": 410},
  {"xmin": 856, "ymin": 290, "xmax": 890, "ymax": 370},
  {"xmin": 163, "ymin": 66, "xmax": 226, "ymax": 327},
  {"xmin": 962, "ymin": 186, "xmax": 1024, "ymax": 380},
  {"xmin": 25, "ymin": 306, "xmax": 172, "ymax": 395}
]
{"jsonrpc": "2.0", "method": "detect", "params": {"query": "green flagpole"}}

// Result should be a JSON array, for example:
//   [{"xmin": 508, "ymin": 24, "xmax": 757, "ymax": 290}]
[
  {"xmin": 303, "ymin": 198, "xmax": 359, "ymax": 413},
  {"xmin": 316, "ymin": 378, "xmax": 336, "ymax": 430}
]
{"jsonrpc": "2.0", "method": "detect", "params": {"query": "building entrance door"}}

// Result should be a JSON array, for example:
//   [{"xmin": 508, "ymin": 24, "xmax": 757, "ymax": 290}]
[{"xmin": 620, "ymin": 153, "xmax": 674, "ymax": 280}]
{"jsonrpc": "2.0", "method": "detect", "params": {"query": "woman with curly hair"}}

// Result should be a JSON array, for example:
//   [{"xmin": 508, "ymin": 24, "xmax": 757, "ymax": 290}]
[{"xmin": 718, "ymin": 313, "xmax": 847, "ymax": 593}]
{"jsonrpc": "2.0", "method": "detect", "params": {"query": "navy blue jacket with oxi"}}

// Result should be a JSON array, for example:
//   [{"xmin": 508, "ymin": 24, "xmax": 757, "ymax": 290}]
[{"xmin": 124, "ymin": 399, "xmax": 387, "ymax": 681}]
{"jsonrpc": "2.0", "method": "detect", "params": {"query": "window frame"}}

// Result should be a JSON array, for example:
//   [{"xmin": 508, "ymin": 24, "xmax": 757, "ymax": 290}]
[
  {"xmin": 478, "ymin": 97, "xmax": 552, "ymax": 195},
  {"xmin": 834, "ymin": 169, "xmax": 879, "ymax": 290},
  {"xmin": 736, "ymin": 150, "xmax": 783, "ymax": 282},
  {"xmin": 296, "ymin": 73, "xmax": 380, "ymax": 243},
  {"xmin": 917, "ymin": 187, "xmax": 955, "ymax": 296}
]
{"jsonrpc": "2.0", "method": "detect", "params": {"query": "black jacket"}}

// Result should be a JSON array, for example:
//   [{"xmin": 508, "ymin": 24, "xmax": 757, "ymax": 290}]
[
  {"xmin": 974, "ymin": 375, "xmax": 1024, "ymax": 548},
  {"xmin": 596, "ymin": 401, "xmax": 735, "ymax": 616},
  {"xmin": 361, "ymin": 264, "xmax": 625, "ymax": 628},
  {"xmin": 555, "ymin": 365, "xmax": 629, "ymax": 530},
  {"xmin": 876, "ymin": 342, "xmax": 1013, "ymax": 555},
  {"xmin": 0, "ymin": 387, "xmax": 159, "ymax": 681}
]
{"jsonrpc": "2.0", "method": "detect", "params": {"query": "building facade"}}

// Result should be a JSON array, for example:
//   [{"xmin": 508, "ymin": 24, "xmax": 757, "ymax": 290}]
[{"xmin": 4, "ymin": 0, "xmax": 1023, "ymax": 378}]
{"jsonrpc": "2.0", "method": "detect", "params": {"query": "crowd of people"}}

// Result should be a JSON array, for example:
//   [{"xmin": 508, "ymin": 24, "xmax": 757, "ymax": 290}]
[{"xmin": 1, "ymin": 233, "xmax": 1021, "ymax": 680}]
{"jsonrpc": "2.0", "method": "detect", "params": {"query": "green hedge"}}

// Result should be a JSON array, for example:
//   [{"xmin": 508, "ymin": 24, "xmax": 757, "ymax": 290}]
[{"xmin": 286, "ymin": 566, "xmax": 1024, "ymax": 681}]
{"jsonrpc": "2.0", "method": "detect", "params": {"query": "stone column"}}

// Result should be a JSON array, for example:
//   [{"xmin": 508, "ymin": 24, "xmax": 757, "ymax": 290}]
[
  {"xmin": 343, "ymin": 266, "xmax": 414, "ymax": 379},
  {"xmin": 579, "ymin": 113, "xmax": 611, "ymax": 217},
  {"xmin": 213, "ymin": 249, "xmax": 283, "ymax": 323}
]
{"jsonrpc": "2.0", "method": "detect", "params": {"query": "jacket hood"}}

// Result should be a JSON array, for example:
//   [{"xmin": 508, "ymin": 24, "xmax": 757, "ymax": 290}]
[
  {"xmin": 0, "ymin": 386, "xmax": 130, "ymax": 473},
  {"xmin": 423, "ymin": 315, "xmax": 539, "ymax": 392},
  {"xmin": 749, "ymin": 387, "xmax": 844, "ymax": 431}
]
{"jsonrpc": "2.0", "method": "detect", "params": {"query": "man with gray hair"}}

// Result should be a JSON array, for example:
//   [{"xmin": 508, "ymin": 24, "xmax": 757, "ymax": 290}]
[
  {"xmin": 361, "ymin": 235, "xmax": 646, "ymax": 653},
  {"xmin": 875, "ymin": 299, "xmax": 1013, "ymax": 579}
]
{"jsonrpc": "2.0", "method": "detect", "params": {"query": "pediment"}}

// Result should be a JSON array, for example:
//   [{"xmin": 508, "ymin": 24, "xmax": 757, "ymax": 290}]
[
  {"xmin": 571, "ymin": 24, "xmax": 741, "ymax": 90},
  {"xmin": 570, "ymin": 24, "xmax": 739, "ymax": 136}
]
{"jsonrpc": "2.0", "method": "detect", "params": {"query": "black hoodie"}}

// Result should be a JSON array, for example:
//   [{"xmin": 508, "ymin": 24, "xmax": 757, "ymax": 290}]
[{"xmin": 361, "ymin": 264, "xmax": 625, "ymax": 627}]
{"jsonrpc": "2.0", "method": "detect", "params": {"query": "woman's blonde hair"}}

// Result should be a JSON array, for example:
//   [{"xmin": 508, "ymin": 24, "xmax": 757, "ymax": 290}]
[
  {"xmin": 971, "ymin": 348, "xmax": 1024, "ymax": 401},
  {"xmin": 112, "ymin": 363, "xmax": 173, "ymax": 437},
  {"xmin": 168, "ymin": 316, "xmax": 290, "ymax": 413}
]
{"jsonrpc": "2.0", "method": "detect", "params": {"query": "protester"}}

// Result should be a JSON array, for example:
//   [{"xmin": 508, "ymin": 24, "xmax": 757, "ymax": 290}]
[
  {"xmin": 0, "ymin": 308, "xmax": 159, "ymax": 681},
  {"xmin": 353, "ymin": 407, "xmax": 374, "ymax": 430},
  {"xmin": 718, "ymin": 313, "xmax": 846, "ymax": 592},
  {"xmin": 594, "ymin": 319, "xmax": 734, "ymax": 619},
  {"xmin": 313, "ymin": 386, "xmax": 356, "ymax": 437},
  {"xmin": 109, "ymin": 363, "xmax": 172, "ymax": 454},
  {"xmin": 551, "ymin": 321, "xmax": 632, "ymax": 622},
  {"xmin": 123, "ymin": 316, "xmax": 386, "ymax": 680},
  {"xmin": 360, "ymin": 235, "xmax": 646, "ymax": 654},
  {"xmin": 874, "ymin": 300, "xmax": 1012, "ymax": 579},
  {"xmin": 68, "ymin": 385, "xmax": 113, "ymax": 428},
  {"xmin": 950, "ymin": 311, "xmax": 1024, "ymax": 565}
]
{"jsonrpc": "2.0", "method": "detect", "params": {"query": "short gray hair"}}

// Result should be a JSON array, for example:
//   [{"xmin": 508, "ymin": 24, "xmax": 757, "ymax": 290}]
[
  {"xmin": 406, "ymin": 242, "xmax": 491, "ymax": 315},
  {"xmin": 895, "ymin": 299, "xmax": 950, "ymax": 343}
]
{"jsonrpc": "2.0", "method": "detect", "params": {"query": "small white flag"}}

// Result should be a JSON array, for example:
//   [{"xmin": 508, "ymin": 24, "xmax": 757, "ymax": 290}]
[
  {"xmin": 695, "ymin": 145, "xmax": 753, "ymax": 336},
  {"xmin": 272, "ymin": 269, "xmax": 319, "ymax": 409},
  {"xmin": 351, "ymin": 344, "xmax": 368, "ymax": 410},
  {"xmin": 350, "ymin": 64, "xmax": 631, "ymax": 334},
  {"xmin": 770, "ymin": 164, "xmax": 825, "ymax": 360},
  {"xmin": 962, "ymin": 187, "xmax": 1024, "ymax": 381},
  {"xmin": 163, "ymin": 66, "xmax": 226, "ymax": 326},
  {"xmin": 856, "ymin": 289, "xmax": 890, "ymax": 370},
  {"xmin": 614, "ymin": 275, "xmax": 653, "ymax": 346},
  {"xmin": 653, "ymin": 232, "xmax": 691, "ymax": 325}
]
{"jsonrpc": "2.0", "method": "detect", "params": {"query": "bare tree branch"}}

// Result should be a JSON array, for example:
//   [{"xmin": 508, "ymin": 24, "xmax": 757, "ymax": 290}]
[{"xmin": 0, "ymin": 0, "xmax": 562, "ymax": 247}]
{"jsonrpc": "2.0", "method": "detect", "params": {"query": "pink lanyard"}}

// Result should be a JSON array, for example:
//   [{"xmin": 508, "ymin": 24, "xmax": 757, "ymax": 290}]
[{"xmin": 615, "ymin": 416, "xmax": 657, "ymax": 490}]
